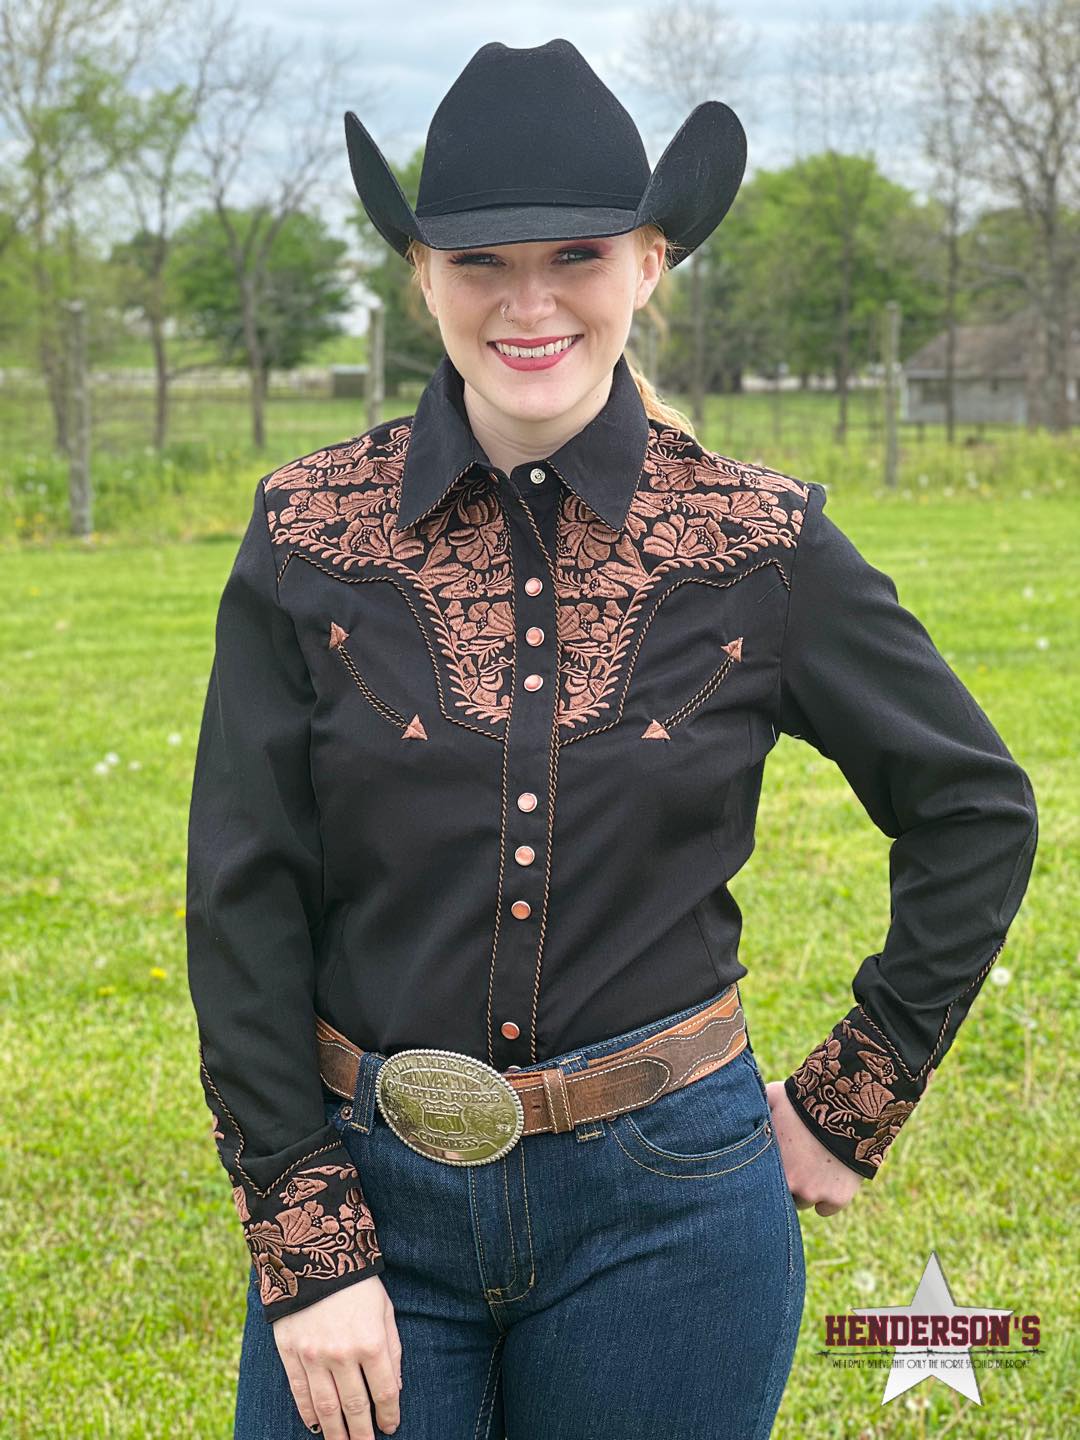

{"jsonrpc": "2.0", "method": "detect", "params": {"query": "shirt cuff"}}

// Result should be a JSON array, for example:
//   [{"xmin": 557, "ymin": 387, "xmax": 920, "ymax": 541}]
[
  {"xmin": 783, "ymin": 1004, "xmax": 937, "ymax": 1180},
  {"xmin": 207, "ymin": 1104, "xmax": 386, "ymax": 1325}
]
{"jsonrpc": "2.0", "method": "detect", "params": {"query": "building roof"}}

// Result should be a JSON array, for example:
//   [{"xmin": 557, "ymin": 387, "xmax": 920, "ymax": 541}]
[{"xmin": 904, "ymin": 307, "xmax": 1079, "ymax": 379}]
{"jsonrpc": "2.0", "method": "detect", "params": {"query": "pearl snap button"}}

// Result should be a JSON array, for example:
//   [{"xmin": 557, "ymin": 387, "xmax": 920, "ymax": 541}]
[
  {"xmin": 524, "ymin": 577, "xmax": 543, "ymax": 596},
  {"xmin": 523, "ymin": 674, "xmax": 544, "ymax": 691},
  {"xmin": 510, "ymin": 899, "xmax": 531, "ymax": 919},
  {"xmin": 501, "ymin": 1021, "xmax": 521, "ymax": 1040},
  {"xmin": 529, "ymin": 467, "xmax": 546, "ymax": 484},
  {"xmin": 515, "ymin": 845, "xmax": 535, "ymax": 865},
  {"xmin": 517, "ymin": 792, "xmax": 537, "ymax": 811},
  {"xmin": 526, "ymin": 627, "xmax": 544, "ymax": 645}
]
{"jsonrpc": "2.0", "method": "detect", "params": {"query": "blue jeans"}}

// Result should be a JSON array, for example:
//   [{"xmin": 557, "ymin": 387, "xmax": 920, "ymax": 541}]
[{"xmin": 234, "ymin": 985, "xmax": 805, "ymax": 1439}]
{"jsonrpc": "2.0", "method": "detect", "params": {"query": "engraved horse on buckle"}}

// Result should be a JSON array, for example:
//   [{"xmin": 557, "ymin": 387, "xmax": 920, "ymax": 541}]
[{"xmin": 376, "ymin": 1048, "xmax": 526, "ymax": 1165}]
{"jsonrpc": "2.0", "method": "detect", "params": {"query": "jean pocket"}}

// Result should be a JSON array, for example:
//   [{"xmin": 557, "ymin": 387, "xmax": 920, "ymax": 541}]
[
  {"xmin": 609, "ymin": 1050, "xmax": 774, "ymax": 1178},
  {"xmin": 742, "ymin": 1046, "xmax": 771, "ymax": 1108}
]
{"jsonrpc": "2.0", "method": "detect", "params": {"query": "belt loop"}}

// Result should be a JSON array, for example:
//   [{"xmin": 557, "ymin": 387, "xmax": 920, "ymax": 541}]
[
  {"xmin": 347, "ymin": 1049, "xmax": 381, "ymax": 1133},
  {"xmin": 557, "ymin": 1053, "xmax": 604, "ymax": 1143},
  {"xmin": 542, "ymin": 1067, "xmax": 572, "ymax": 1134}
]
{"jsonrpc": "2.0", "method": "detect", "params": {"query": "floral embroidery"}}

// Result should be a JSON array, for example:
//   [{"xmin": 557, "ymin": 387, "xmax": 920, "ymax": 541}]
[
  {"xmin": 262, "ymin": 418, "xmax": 809, "ymax": 739},
  {"xmin": 202, "ymin": 1051, "xmax": 383, "ymax": 1320},
  {"xmin": 239, "ymin": 1159, "xmax": 382, "ymax": 1312},
  {"xmin": 785, "ymin": 1011, "xmax": 921, "ymax": 1178}
]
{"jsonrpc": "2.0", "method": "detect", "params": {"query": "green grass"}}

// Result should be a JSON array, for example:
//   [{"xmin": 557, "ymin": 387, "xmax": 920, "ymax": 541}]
[{"xmin": 0, "ymin": 388, "xmax": 1076, "ymax": 1436}]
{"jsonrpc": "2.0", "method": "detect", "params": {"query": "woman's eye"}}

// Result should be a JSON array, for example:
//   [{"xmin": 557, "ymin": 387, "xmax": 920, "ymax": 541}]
[{"xmin": 448, "ymin": 248, "xmax": 600, "ymax": 266}]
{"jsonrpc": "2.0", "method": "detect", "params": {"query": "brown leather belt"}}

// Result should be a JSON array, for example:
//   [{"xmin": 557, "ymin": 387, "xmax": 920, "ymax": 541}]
[{"xmin": 315, "ymin": 985, "xmax": 747, "ymax": 1163}]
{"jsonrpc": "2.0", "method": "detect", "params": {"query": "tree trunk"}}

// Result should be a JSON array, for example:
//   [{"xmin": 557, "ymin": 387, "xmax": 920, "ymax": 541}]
[
  {"xmin": 151, "ymin": 312, "xmax": 169, "ymax": 450},
  {"xmin": 241, "ymin": 275, "xmax": 267, "ymax": 450},
  {"xmin": 944, "ymin": 221, "xmax": 959, "ymax": 443}
]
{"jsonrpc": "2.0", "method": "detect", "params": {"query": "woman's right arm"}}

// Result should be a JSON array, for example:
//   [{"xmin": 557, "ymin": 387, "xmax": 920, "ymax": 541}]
[{"xmin": 185, "ymin": 477, "xmax": 401, "ymax": 1437}]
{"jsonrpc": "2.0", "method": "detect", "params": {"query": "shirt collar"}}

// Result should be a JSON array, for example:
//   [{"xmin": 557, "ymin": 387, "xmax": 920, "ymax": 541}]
[{"xmin": 395, "ymin": 349, "xmax": 650, "ymax": 533}]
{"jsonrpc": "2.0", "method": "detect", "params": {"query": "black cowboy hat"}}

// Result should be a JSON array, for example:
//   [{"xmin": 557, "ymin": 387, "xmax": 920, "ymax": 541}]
[{"xmin": 344, "ymin": 37, "xmax": 746, "ymax": 269}]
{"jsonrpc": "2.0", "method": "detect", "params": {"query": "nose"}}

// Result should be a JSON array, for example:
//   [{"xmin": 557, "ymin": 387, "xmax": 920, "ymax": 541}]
[{"xmin": 500, "ymin": 273, "xmax": 559, "ymax": 328}]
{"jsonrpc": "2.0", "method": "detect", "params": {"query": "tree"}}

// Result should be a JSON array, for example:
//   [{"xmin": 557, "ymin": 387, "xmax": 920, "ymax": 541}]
[
  {"xmin": 918, "ymin": 2, "xmax": 985, "ymax": 442},
  {"xmin": 0, "ymin": 0, "xmax": 168, "ymax": 459},
  {"xmin": 951, "ymin": 0, "xmax": 1079, "ymax": 431},
  {"xmin": 787, "ymin": 1, "xmax": 908, "ymax": 440},
  {"xmin": 345, "ymin": 146, "xmax": 447, "ymax": 396},
  {"xmin": 170, "ymin": 207, "xmax": 349, "ymax": 375},
  {"xmin": 98, "ymin": 0, "xmax": 225, "ymax": 450},
  {"xmin": 614, "ymin": 0, "xmax": 757, "ymax": 426},
  {"xmin": 710, "ymin": 159, "xmax": 941, "ymax": 399},
  {"xmin": 187, "ymin": 16, "xmax": 369, "ymax": 448}
]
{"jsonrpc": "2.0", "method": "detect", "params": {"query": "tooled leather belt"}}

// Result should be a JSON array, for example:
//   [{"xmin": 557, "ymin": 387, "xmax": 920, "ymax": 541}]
[{"xmin": 314, "ymin": 984, "xmax": 748, "ymax": 1166}]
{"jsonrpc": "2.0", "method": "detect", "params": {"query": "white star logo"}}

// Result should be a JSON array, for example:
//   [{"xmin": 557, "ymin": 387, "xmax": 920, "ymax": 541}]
[{"xmin": 852, "ymin": 1251, "xmax": 1013, "ymax": 1405}]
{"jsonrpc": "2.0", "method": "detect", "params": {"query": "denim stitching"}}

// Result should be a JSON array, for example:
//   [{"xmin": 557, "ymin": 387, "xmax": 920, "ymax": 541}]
[
  {"xmin": 487, "ymin": 1155, "xmax": 520, "ymax": 1297},
  {"xmin": 609, "ymin": 1113, "xmax": 774, "ymax": 1178},
  {"xmin": 348, "ymin": 1053, "xmax": 377, "ymax": 1133},
  {"xmin": 474, "ymin": 1334, "xmax": 505, "ymax": 1440},
  {"xmin": 749, "ymin": 1150, "xmax": 803, "ymax": 1437},
  {"xmin": 468, "ymin": 1165, "xmax": 500, "ymax": 1319},
  {"xmin": 484, "ymin": 1143, "xmax": 536, "ymax": 1305}
]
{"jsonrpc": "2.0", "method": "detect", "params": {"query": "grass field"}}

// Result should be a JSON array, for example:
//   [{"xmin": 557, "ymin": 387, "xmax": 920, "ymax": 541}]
[{"xmin": 0, "ymin": 385, "xmax": 1076, "ymax": 1437}]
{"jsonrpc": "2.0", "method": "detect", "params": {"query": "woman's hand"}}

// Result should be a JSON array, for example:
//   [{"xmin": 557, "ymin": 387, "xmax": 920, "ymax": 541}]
[
  {"xmin": 272, "ymin": 1275, "xmax": 402, "ymax": 1438},
  {"xmin": 765, "ymin": 1079, "xmax": 865, "ymax": 1216}
]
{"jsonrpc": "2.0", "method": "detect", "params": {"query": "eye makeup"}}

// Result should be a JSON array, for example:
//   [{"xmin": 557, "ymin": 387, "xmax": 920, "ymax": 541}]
[{"xmin": 448, "ymin": 242, "xmax": 610, "ymax": 266}]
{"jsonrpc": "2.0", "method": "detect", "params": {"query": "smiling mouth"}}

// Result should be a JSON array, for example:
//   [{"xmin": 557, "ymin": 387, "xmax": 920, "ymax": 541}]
[{"xmin": 489, "ymin": 334, "xmax": 583, "ymax": 358}]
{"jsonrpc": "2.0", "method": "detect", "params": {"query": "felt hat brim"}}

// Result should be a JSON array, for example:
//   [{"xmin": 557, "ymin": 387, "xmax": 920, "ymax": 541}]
[{"xmin": 344, "ymin": 101, "xmax": 746, "ymax": 269}]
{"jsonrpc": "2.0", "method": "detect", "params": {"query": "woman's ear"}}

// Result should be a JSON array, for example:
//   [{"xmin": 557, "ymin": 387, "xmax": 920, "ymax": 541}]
[
  {"xmin": 416, "ymin": 254, "xmax": 437, "ymax": 319},
  {"xmin": 634, "ymin": 238, "xmax": 666, "ymax": 310}
]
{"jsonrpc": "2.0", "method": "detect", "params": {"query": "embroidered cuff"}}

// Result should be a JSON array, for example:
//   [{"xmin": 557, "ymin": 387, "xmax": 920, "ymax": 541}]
[
  {"xmin": 783, "ymin": 1006, "xmax": 935, "ymax": 1180},
  {"xmin": 205, "ymin": 1093, "xmax": 385, "ymax": 1324}
]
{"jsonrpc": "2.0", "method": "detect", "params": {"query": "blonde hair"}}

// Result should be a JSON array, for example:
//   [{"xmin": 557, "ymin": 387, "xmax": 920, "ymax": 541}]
[{"xmin": 404, "ymin": 223, "xmax": 696, "ymax": 437}]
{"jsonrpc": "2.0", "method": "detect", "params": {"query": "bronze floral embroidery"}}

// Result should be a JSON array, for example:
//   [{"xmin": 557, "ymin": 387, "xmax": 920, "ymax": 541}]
[
  {"xmin": 785, "ymin": 1013, "xmax": 920, "ymax": 1177},
  {"xmin": 236, "ymin": 1155, "xmax": 382, "ymax": 1312},
  {"xmin": 262, "ymin": 419, "xmax": 809, "ymax": 738},
  {"xmin": 202, "ymin": 1052, "xmax": 383, "ymax": 1320}
]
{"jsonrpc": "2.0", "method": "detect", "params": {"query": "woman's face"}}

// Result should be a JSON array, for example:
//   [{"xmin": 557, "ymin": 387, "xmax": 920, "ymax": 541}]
[{"xmin": 418, "ymin": 229, "xmax": 665, "ymax": 426}]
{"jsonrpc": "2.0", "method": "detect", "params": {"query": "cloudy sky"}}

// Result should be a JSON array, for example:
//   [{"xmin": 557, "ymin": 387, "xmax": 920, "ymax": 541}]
[
  {"xmin": 228, "ymin": 0, "xmax": 997, "ymax": 193},
  {"xmin": 203, "ymin": 0, "xmax": 1002, "ymax": 324}
]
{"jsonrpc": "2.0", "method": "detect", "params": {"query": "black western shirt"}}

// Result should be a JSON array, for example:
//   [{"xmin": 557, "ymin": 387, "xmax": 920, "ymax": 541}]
[{"xmin": 185, "ymin": 351, "xmax": 1039, "ymax": 1323}]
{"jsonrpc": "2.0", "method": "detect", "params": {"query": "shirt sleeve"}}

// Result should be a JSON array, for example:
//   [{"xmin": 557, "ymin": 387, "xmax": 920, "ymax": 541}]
[
  {"xmin": 185, "ymin": 476, "xmax": 386, "ymax": 1323},
  {"xmin": 776, "ymin": 481, "xmax": 1038, "ymax": 1180}
]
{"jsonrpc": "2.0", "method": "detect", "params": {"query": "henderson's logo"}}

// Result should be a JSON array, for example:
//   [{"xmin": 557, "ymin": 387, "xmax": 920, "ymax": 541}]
[{"xmin": 816, "ymin": 1251, "xmax": 1042, "ymax": 1406}]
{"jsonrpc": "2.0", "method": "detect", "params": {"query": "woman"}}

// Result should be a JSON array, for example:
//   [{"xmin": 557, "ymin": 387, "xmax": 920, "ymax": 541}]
[{"xmin": 185, "ymin": 38, "xmax": 1038, "ymax": 1440}]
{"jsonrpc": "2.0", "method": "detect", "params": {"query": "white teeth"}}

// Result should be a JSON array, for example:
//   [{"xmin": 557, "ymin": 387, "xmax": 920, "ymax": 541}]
[{"xmin": 494, "ymin": 335, "xmax": 578, "ymax": 358}]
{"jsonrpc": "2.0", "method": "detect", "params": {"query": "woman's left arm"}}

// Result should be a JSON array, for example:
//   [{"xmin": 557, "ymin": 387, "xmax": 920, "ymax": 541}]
[{"xmin": 774, "ymin": 480, "xmax": 1039, "ymax": 1184}]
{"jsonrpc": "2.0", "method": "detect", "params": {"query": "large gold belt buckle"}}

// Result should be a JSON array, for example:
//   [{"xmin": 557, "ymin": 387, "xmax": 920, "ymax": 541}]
[{"xmin": 376, "ymin": 1048, "xmax": 525, "ymax": 1166}]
